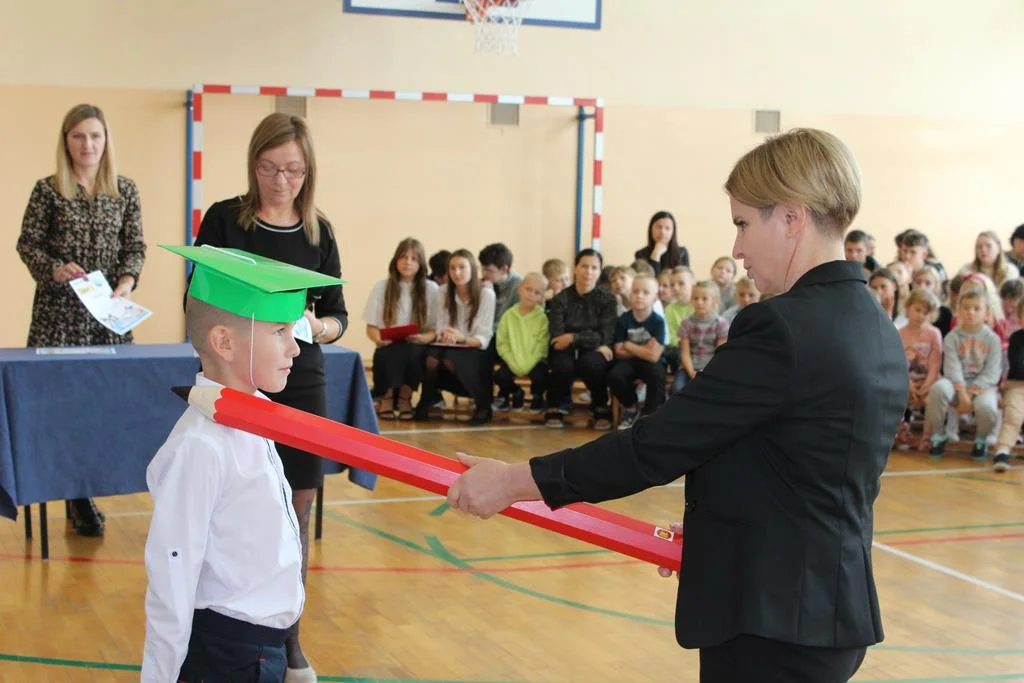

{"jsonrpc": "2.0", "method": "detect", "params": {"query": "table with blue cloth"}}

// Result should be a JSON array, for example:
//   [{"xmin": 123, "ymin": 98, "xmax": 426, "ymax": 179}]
[{"xmin": 0, "ymin": 343, "xmax": 378, "ymax": 559}]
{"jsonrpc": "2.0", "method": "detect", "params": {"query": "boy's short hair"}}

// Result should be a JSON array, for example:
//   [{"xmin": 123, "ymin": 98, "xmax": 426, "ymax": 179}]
[
  {"xmin": 478, "ymin": 243, "xmax": 513, "ymax": 270},
  {"xmin": 845, "ymin": 229, "xmax": 868, "ymax": 244},
  {"xmin": 670, "ymin": 265, "xmax": 694, "ymax": 279},
  {"xmin": 521, "ymin": 272, "xmax": 546, "ymax": 290},
  {"xmin": 900, "ymin": 229, "xmax": 929, "ymax": 248},
  {"xmin": 186, "ymin": 295, "xmax": 247, "ymax": 356},
  {"xmin": 1011, "ymin": 224, "xmax": 1024, "ymax": 245},
  {"xmin": 958, "ymin": 289, "xmax": 987, "ymax": 307},
  {"xmin": 630, "ymin": 259, "xmax": 656, "ymax": 277},
  {"xmin": 735, "ymin": 276, "xmax": 758, "ymax": 291},
  {"xmin": 1000, "ymin": 278, "xmax": 1024, "ymax": 300},
  {"xmin": 693, "ymin": 279, "xmax": 722, "ymax": 304},
  {"xmin": 542, "ymin": 258, "xmax": 568, "ymax": 278},
  {"xmin": 598, "ymin": 265, "xmax": 615, "ymax": 287},
  {"xmin": 905, "ymin": 288, "xmax": 939, "ymax": 318},
  {"xmin": 632, "ymin": 274, "xmax": 659, "ymax": 292},
  {"xmin": 428, "ymin": 250, "xmax": 451, "ymax": 280}
]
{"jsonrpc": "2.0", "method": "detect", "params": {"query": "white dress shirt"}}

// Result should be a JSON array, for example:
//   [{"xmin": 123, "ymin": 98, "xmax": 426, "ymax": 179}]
[
  {"xmin": 433, "ymin": 285, "xmax": 496, "ymax": 348},
  {"xmin": 362, "ymin": 278, "xmax": 439, "ymax": 329},
  {"xmin": 141, "ymin": 374, "xmax": 304, "ymax": 683}
]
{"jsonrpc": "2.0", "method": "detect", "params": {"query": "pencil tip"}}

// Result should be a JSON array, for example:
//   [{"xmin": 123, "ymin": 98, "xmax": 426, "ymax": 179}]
[{"xmin": 171, "ymin": 386, "xmax": 191, "ymax": 402}]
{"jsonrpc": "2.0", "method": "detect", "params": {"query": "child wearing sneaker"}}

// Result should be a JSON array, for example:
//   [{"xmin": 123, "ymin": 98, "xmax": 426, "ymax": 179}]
[
  {"xmin": 924, "ymin": 290, "xmax": 1002, "ymax": 459},
  {"xmin": 672, "ymin": 280, "xmax": 729, "ymax": 394},
  {"xmin": 607, "ymin": 275, "xmax": 666, "ymax": 429},
  {"xmin": 662, "ymin": 266, "xmax": 695, "ymax": 377},
  {"xmin": 722, "ymin": 276, "xmax": 761, "ymax": 325},
  {"xmin": 992, "ymin": 297, "xmax": 1024, "ymax": 472},
  {"xmin": 494, "ymin": 273, "xmax": 549, "ymax": 413}
]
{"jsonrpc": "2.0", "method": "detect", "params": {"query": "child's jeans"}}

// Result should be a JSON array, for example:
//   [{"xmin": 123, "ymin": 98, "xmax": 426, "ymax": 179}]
[
  {"xmin": 925, "ymin": 378, "xmax": 998, "ymax": 441},
  {"xmin": 995, "ymin": 380, "xmax": 1024, "ymax": 453}
]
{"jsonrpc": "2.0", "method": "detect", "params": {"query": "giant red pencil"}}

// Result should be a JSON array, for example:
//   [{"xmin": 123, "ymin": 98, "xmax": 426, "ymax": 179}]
[{"xmin": 174, "ymin": 386, "xmax": 683, "ymax": 572}]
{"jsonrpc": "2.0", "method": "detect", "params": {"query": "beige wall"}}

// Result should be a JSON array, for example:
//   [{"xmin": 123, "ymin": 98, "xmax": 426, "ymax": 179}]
[{"xmin": 2, "ymin": 1, "xmax": 1023, "ymax": 359}]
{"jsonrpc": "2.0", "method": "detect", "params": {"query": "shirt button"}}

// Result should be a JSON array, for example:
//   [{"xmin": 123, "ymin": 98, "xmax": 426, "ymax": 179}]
[{"xmin": 685, "ymin": 502, "xmax": 696, "ymax": 512}]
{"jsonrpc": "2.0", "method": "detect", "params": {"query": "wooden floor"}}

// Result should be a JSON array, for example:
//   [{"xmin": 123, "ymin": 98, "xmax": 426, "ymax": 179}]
[{"xmin": 3, "ymin": 421, "xmax": 1024, "ymax": 682}]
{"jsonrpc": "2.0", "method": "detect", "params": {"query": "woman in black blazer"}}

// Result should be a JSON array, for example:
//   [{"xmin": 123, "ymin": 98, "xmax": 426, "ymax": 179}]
[{"xmin": 447, "ymin": 129, "xmax": 908, "ymax": 683}]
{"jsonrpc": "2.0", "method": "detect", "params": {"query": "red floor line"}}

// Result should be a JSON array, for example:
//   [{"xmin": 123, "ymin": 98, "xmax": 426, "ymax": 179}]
[
  {"xmin": 0, "ymin": 552, "xmax": 636, "ymax": 574},
  {"xmin": 884, "ymin": 532, "xmax": 1024, "ymax": 547}
]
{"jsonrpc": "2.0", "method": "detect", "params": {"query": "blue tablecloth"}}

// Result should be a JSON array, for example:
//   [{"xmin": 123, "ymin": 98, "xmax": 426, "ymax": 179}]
[{"xmin": 0, "ymin": 344, "xmax": 378, "ymax": 520}]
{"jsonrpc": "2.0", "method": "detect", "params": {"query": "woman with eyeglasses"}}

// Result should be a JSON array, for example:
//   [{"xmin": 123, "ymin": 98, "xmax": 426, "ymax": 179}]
[{"xmin": 191, "ymin": 112, "xmax": 347, "ymax": 683}]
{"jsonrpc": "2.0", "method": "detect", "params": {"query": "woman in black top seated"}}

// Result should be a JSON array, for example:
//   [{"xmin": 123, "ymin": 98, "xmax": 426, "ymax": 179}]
[
  {"xmin": 191, "ymin": 112, "xmax": 345, "ymax": 682},
  {"xmin": 545, "ymin": 249, "xmax": 618, "ymax": 430},
  {"xmin": 634, "ymin": 210, "xmax": 690, "ymax": 276}
]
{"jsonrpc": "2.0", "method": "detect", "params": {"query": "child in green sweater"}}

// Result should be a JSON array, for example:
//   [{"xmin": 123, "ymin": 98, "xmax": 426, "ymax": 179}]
[
  {"xmin": 662, "ymin": 265, "xmax": 694, "ymax": 375},
  {"xmin": 494, "ymin": 273, "xmax": 549, "ymax": 412}
]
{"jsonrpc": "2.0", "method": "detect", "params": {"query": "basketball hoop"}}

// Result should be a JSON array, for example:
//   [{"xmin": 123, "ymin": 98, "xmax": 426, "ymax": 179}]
[{"xmin": 463, "ymin": 0, "xmax": 531, "ymax": 56}]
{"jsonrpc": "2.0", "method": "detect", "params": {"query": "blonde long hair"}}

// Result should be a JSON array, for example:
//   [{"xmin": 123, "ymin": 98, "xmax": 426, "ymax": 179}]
[
  {"xmin": 971, "ymin": 231, "xmax": 1013, "ymax": 288},
  {"xmin": 238, "ymin": 113, "xmax": 324, "ymax": 246},
  {"xmin": 55, "ymin": 104, "xmax": 119, "ymax": 199}
]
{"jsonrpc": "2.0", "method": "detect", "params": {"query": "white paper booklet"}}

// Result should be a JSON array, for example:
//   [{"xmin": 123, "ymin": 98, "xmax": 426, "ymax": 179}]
[{"xmin": 69, "ymin": 271, "xmax": 152, "ymax": 336}]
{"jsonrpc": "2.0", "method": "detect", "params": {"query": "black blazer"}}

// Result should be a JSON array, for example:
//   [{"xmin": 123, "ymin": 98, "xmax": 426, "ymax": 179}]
[{"xmin": 530, "ymin": 260, "xmax": 907, "ymax": 650}]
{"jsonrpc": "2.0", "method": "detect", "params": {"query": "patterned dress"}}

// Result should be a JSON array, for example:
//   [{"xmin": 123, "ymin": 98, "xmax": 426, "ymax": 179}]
[{"xmin": 17, "ymin": 176, "xmax": 146, "ymax": 347}]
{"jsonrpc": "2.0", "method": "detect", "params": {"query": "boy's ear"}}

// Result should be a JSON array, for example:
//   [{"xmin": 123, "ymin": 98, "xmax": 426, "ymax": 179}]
[{"xmin": 207, "ymin": 323, "xmax": 236, "ymax": 363}]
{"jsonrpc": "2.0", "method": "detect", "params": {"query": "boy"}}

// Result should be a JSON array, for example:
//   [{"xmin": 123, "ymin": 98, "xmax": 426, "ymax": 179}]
[
  {"xmin": 1000, "ymin": 278, "xmax": 1024, "ymax": 336},
  {"xmin": 142, "ymin": 245, "xmax": 344, "ymax": 683},
  {"xmin": 924, "ymin": 290, "xmax": 1002, "ymax": 460},
  {"xmin": 542, "ymin": 258, "xmax": 570, "ymax": 303},
  {"xmin": 494, "ymin": 273, "xmax": 549, "ymax": 412},
  {"xmin": 607, "ymin": 275, "xmax": 667, "ymax": 429},
  {"xmin": 844, "ymin": 229, "xmax": 878, "ymax": 273},
  {"xmin": 479, "ymin": 242, "xmax": 522, "ymax": 325},
  {"xmin": 662, "ymin": 266, "xmax": 694, "ymax": 375},
  {"xmin": 993, "ymin": 296, "xmax": 1024, "ymax": 472},
  {"xmin": 722, "ymin": 276, "xmax": 761, "ymax": 324}
]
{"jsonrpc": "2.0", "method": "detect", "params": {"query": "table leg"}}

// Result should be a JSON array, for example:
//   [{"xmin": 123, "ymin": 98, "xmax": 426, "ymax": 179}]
[
  {"xmin": 23, "ymin": 505, "xmax": 32, "ymax": 539},
  {"xmin": 40, "ymin": 502, "xmax": 49, "ymax": 561},
  {"xmin": 314, "ymin": 485, "xmax": 323, "ymax": 541}
]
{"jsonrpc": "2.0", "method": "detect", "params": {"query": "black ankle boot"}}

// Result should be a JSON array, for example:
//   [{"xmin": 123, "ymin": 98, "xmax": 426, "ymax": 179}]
[{"xmin": 68, "ymin": 498, "xmax": 104, "ymax": 537}]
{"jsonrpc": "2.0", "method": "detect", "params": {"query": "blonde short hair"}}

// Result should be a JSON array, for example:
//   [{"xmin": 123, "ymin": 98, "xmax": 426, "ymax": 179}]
[
  {"xmin": 632, "ymin": 274, "xmax": 659, "ymax": 292},
  {"xmin": 542, "ymin": 259, "xmax": 568, "ymax": 278},
  {"xmin": 725, "ymin": 128, "xmax": 861, "ymax": 238},
  {"xmin": 693, "ymin": 279, "xmax": 721, "ymax": 305},
  {"xmin": 905, "ymin": 288, "xmax": 940, "ymax": 322}
]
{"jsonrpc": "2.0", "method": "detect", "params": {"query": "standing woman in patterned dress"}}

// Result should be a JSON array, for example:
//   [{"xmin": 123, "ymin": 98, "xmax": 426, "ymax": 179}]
[
  {"xmin": 16, "ymin": 103, "xmax": 146, "ymax": 538},
  {"xmin": 192, "ymin": 113, "xmax": 347, "ymax": 683}
]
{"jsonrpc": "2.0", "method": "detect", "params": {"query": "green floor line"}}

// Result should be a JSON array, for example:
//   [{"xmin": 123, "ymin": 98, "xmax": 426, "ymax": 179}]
[
  {"xmin": 428, "ymin": 502, "xmax": 451, "ymax": 517},
  {"xmin": 874, "ymin": 521, "xmax": 1024, "ymax": 536},
  {"xmin": 0, "ymin": 653, "xmax": 138, "ymax": 671}
]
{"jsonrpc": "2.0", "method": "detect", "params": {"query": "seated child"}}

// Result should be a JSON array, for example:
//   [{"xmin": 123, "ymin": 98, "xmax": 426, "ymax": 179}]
[
  {"xmin": 722, "ymin": 276, "xmax": 761, "ymax": 324},
  {"xmin": 142, "ymin": 245, "xmax": 343, "ymax": 683},
  {"xmin": 895, "ymin": 289, "xmax": 942, "ymax": 447},
  {"xmin": 494, "ymin": 273, "xmax": 549, "ymax": 412},
  {"xmin": 662, "ymin": 266, "xmax": 695, "ymax": 374},
  {"xmin": 912, "ymin": 265, "xmax": 952, "ymax": 337},
  {"xmin": 672, "ymin": 280, "xmax": 729, "ymax": 394},
  {"xmin": 542, "ymin": 258, "xmax": 571, "ymax": 305},
  {"xmin": 924, "ymin": 290, "xmax": 1002, "ymax": 460},
  {"xmin": 992, "ymin": 296, "xmax": 1024, "ymax": 472},
  {"xmin": 1000, "ymin": 278, "xmax": 1024, "ymax": 337},
  {"xmin": 607, "ymin": 275, "xmax": 666, "ymax": 429},
  {"xmin": 608, "ymin": 265, "xmax": 635, "ymax": 316},
  {"xmin": 845, "ymin": 228, "xmax": 879, "ymax": 273},
  {"xmin": 710, "ymin": 256, "xmax": 737, "ymax": 312}
]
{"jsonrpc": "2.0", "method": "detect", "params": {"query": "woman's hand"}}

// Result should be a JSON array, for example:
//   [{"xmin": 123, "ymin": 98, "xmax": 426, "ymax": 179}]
[
  {"xmin": 111, "ymin": 275, "xmax": 135, "ymax": 298},
  {"xmin": 551, "ymin": 333, "xmax": 574, "ymax": 351},
  {"xmin": 407, "ymin": 333, "xmax": 430, "ymax": 344},
  {"xmin": 52, "ymin": 262, "xmax": 86, "ymax": 284},
  {"xmin": 596, "ymin": 345, "xmax": 614, "ymax": 362},
  {"xmin": 656, "ymin": 522, "xmax": 684, "ymax": 579}
]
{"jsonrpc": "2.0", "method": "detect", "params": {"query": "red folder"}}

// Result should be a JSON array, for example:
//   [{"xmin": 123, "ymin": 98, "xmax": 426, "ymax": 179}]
[{"xmin": 379, "ymin": 324, "xmax": 419, "ymax": 342}]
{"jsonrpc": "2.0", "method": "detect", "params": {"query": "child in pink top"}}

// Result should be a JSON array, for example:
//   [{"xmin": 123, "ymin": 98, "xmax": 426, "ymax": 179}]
[{"xmin": 897, "ymin": 289, "xmax": 942, "ymax": 448}]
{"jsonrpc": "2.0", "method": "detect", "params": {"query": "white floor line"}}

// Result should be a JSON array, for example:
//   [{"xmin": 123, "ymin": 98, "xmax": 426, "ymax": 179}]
[
  {"xmin": 881, "ymin": 466, "xmax": 989, "ymax": 477},
  {"xmin": 379, "ymin": 424, "xmax": 543, "ymax": 436},
  {"xmin": 873, "ymin": 540, "xmax": 1024, "ymax": 604},
  {"xmin": 100, "ymin": 495, "xmax": 443, "ymax": 519}
]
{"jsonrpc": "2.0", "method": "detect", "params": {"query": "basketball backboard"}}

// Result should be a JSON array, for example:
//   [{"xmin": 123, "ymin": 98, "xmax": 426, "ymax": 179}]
[{"xmin": 342, "ymin": 0, "xmax": 601, "ymax": 30}]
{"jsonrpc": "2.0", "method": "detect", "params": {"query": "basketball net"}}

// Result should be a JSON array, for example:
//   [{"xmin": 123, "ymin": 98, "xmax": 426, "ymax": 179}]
[{"xmin": 463, "ymin": 0, "xmax": 531, "ymax": 56}]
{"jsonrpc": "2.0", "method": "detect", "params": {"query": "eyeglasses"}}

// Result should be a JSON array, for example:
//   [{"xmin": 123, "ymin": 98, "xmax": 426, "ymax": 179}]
[{"xmin": 255, "ymin": 162, "xmax": 307, "ymax": 179}]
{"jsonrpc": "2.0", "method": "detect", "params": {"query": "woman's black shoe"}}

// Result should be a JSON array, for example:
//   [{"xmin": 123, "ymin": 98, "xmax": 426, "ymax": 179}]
[
  {"xmin": 67, "ymin": 498, "xmax": 105, "ymax": 537},
  {"xmin": 469, "ymin": 406, "xmax": 492, "ymax": 425}
]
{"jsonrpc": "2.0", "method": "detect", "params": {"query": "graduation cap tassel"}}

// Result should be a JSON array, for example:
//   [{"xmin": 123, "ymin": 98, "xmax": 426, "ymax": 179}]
[{"xmin": 172, "ymin": 385, "xmax": 683, "ymax": 572}]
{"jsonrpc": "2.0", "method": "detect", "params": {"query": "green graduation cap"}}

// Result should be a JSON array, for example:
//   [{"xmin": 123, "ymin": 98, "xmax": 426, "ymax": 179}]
[{"xmin": 162, "ymin": 244, "xmax": 345, "ymax": 322}]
